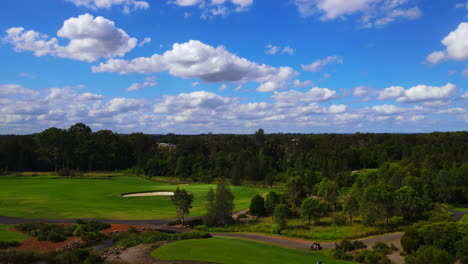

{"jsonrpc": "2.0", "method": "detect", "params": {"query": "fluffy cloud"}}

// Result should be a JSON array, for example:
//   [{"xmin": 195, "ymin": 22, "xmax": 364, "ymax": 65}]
[
  {"xmin": 171, "ymin": 0, "xmax": 253, "ymax": 18},
  {"xmin": 426, "ymin": 22, "xmax": 468, "ymax": 64},
  {"xmin": 93, "ymin": 40, "xmax": 297, "ymax": 92},
  {"xmin": 353, "ymin": 86, "xmax": 372, "ymax": 97},
  {"xmin": 1, "ymin": 85, "xmax": 466, "ymax": 134},
  {"xmin": 293, "ymin": 0, "xmax": 421, "ymax": 27},
  {"xmin": 126, "ymin": 76, "xmax": 157, "ymax": 92},
  {"xmin": 302, "ymin": 55, "xmax": 343, "ymax": 72},
  {"xmin": 3, "ymin": 14, "xmax": 137, "ymax": 62},
  {"xmin": 272, "ymin": 87, "xmax": 337, "ymax": 105},
  {"xmin": 265, "ymin": 44, "xmax": 295, "ymax": 55},
  {"xmin": 396, "ymin": 83, "xmax": 457, "ymax": 103},
  {"xmin": 0, "ymin": 84, "xmax": 38, "ymax": 97},
  {"xmin": 372, "ymin": 104, "xmax": 406, "ymax": 114},
  {"xmin": 378, "ymin": 86, "xmax": 404, "ymax": 100},
  {"xmin": 66, "ymin": 0, "xmax": 149, "ymax": 13}
]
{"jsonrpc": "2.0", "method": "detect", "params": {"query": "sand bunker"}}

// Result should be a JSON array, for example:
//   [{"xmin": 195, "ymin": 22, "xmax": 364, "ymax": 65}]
[{"xmin": 122, "ymin": 191, "xmax": 174, "ymax": 197}]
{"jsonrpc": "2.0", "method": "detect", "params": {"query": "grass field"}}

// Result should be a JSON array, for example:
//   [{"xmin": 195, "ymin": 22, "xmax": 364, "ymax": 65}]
[
  {"xmin": 0, "ymin": 175, "xmax": 269, "ymax": 220},
  {"xmin": 461, "ymin": 215, "xmax": 468, "ymax": 223},
  {"xmin": 0, "ymin": 225, "xmax": 27, "ymax": 242},
  {"xmin": 453, "ymin": 205, "xmax": 468, "ymax": 212},
  {"xmin": 199, "ymin": 216, "xmax": 378, "ymax": 241},
  {"xmin": 152, "ymin": 237, "xmax": 356, "ymax": 264}
]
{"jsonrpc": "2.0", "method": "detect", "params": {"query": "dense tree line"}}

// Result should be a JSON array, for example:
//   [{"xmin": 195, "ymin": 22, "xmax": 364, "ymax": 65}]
[{"xmin": 1, "ymin": 124, "xmax": 467, "ymax": 204}]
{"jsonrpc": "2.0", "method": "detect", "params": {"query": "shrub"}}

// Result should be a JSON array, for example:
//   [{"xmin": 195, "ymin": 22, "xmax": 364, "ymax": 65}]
[
  {"xmin": 331, "ymin": 212, "xmax": 349, "ymax": 226},
  {"xmin": 237, "ymin": 213, "xmax": 248, "ymax": 220},
  {"xmin": 46, "ymin": 231, "xmax": 66, "ymax": 242},
  {"xmin": 57, "ymin": 168, "xmax": 71, "ymax": 176},
  {"xmin": 454, "ymin": 235, "xmax": 468, "ymax": 264},
  {"xmin": 333, "ymin": 248, "xmax": 353, "ymax": 261},
  {"xmin": 336, "ymin": 239, "xmax": 354, "ymax": 252},
  {"xmin": 405, "ymin": 245, "xmax": 455, "ymax": 264},
  {"xmin": 372, "ymin": 241, "xmax": 391, "ymax": 255},
  {"xmin": 271, "ymin": 224, "xmax": 281, "ymax": 234},
  {"xmin": 352, "ymin": 240, "xmax": 367, "ymax": 250},
  {"xmin": 249, "ymin": 194, "xmax": 266, "ymax": 217},
  {"xmin": 113, "ymin": 230, "xmax": 211, "ymax": 248},
  {"xmin": 0, "ymin": 241, "xmax": 21, "ymax": 249},
  {"xmin": 401, "ymin": 226, "xmax": 420, "ymax": 253}
]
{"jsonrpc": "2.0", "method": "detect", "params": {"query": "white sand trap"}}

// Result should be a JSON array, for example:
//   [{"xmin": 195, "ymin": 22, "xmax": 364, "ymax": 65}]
[{"xmin": 122, "ymin": 191, "xmax": 174, "ymax": 197}]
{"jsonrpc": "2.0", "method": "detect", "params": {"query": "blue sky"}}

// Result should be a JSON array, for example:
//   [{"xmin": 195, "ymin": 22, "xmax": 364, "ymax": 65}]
[{"xmin": 0, "ymin": 0, "xmax": 466, "ymax": 134}]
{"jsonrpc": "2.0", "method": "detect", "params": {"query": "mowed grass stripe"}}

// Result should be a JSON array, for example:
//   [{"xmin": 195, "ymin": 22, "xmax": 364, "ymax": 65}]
[
  {"xmin": 152, "ymin": 237, "xmax": 356, "ymax": 264},
  {"xmin": 0, "ymin": 176, "xmax": 268, "ymax": 220}
]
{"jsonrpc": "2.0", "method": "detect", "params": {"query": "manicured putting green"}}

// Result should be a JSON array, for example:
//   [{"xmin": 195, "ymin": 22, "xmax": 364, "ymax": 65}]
[
  {"xmin": 0, "ymin": 175, "xmax": 268, "ymax": 220},
  {"xmin": 0, "ymin": 225, "xmax": 27, "ymax": 242},
  {"xmin": 153, "ymin": 237, "xmax": 356, "ymax": 264}
]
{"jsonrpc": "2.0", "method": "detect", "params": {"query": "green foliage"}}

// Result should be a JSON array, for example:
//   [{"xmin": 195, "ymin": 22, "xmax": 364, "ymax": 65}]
[
  {"xmin": 0, "ymin": 248, "xmax": 103, "ymax": 264},
  {"xmin": 330, "ymin": 212, "xmax": 348, "ymax": 226},
  {"xmin": 204, "ymin": 178, "xmax": 235, "ymax": 226},
  {"xmin": 332, "ymin": 248, "xmax": 353, "ymax": 261},
  {"xmin": 395, "ymin": 186, "xmax": 428, "ymax": 222},
  {"xmin": 372, "ymin": 241, "xmax": 391, "ymax": 254},
  {"xmin": 171, "ymin": 188, "xmax": 194, "ymax": 225},
  {"xmin": 15, "ymin": 220, "xmax": 110, "ymax": 243},
  {"xmin": 401, "ymin": 226, "xmax": 420, "ymax": 253},
  {"xmin": 112, "ymin": 230, "xmax": 211, "ymax": 248},
  {"xmin": 273, "ymin": 204, "xmax": 290, "ymax": 228},
  {"xmin": 418, "ymin": 221, "xmax": 468, "ymax": 255},
  {"xmin": 264, "ymin": 191, "xmax": 280, "ymax": 215},
  {"xmin": 454, "ymin": 235, "xmax": 468, "ymax": 264},
  {"xmin": 300, "ymin": 198, "xmax": 324, "ymax": 224},
  {"xmin": 0, "ymin": 240, "xmax": 20, "ymax": 249},
  {"xmin": 249, "ymin": 194, "xmax": 266, "ymax": 217},
  {"xmin": 405, "ymin": 246, "xmax": 455, "ymax": 264}
]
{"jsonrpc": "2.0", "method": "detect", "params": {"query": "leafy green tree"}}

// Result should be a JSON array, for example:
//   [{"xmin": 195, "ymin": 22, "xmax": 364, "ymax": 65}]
[
  {"xmin": 405, "ymin": 246, "xmax": 454, "ymax": 264},
  {"xmin": 204, "ymin": 178, "xmax": 234, "ymax": 226},
  {"xmin": 249, "ymin": 194, "xmax": 266, "ymax": 217},
  {"xmin": 33, "ymin": 127, "xmax": 68, "ymax": 173},
  {"xmin": 339, "ymin": 187, "xmax": 360, "ymax": 225},
  {"xmin": 171, "ymin": 188, "xmax": 194, "ymax": 225},
  {"xmin": 264, "ymin": 191, "xmax": 280, "ymax": 215},
  {"xmin": 395, "ymin": 186, "xmax": 427, "ymax": 221},
  {"xmin": 359, "ymin": 185, "xmax": 383, "ymax": 227},
  {"xmin": 454, "ymin": 235, "xmax": 468, "ymax": 264},
  {"xmin": 418, "ymin": 222, "xmax": 467, "ymax": 255},
  {"xmin": 300, "ymin": 198, "xmax": 323, "ymax": 224},
  {"xmin": 286, "ymin": 175, "xmax": 306, "ymax": 207},
  {"xmin": 401, "ymin": 226, "xmax": 421, "ymax": 253},
  {"xmin": 273, "ymin": 204, "xmax": 290, "ymax": 228},
  {"xmin": 317, "ymin": 178, "xmax": 339, "ymax": 211}
]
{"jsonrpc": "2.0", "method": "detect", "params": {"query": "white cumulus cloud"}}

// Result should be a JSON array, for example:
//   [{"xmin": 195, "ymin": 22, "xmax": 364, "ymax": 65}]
[
  {"xmin": 3, "ymin": 14, "xmax": 138, "ymax": 62},
  {"xmin": 126, "ymin": 76, "xmax": 158, "ymax": 92},
  {"xmin": 426, "ymin": 22, "xmax": 468, "ymax": 64},
  {"xmin": 93, "ymin": 40, "xmax": 297, "ymax": 92}
]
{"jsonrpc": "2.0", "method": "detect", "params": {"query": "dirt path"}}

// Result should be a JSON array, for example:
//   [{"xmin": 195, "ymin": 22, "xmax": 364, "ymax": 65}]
[{"xmin": 211, "ymin": 232, "xmax": 404, "ymax": 250}]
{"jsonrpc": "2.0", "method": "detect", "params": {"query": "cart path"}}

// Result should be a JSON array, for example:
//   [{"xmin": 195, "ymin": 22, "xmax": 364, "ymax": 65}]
[{"xmin": 211, "ymin": 232, "xmax": 404, "ymax": 250}]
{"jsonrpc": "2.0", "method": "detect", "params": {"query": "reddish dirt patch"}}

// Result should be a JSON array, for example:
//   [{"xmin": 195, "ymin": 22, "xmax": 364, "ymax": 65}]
[
  {"xmin": 8, "ymin": 223, "xmax": 143, "ymax": 252},
  {"xmin": 102, "ymin": 224, "xmax": 143, "ymax": 234},
  {"xmin": 14, "ymin": 236, "xmax": 80, "ymax": 252}
]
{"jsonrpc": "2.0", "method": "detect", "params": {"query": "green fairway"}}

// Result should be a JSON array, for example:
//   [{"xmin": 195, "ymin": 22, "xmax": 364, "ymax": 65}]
[
  {"xmin": 461, "ymin": 215, "xmax": 468, "ymax": 223},
  {"xmin": 153, "ymin": 237, "xmax": 356, "ymax": 264},
  {"xmin": 453, "ymin": 205, "xmax": 468, "ymax": 212},
  {"xmin": 0, "ymin": 225, "xmax": 27, "ymax": 242},
  {"xmin": 0, "ymin": 175, "xmax": 268, "ymax": 220}
]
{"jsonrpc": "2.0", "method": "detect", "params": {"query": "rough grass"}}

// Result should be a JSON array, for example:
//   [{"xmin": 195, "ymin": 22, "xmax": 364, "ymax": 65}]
[
  {"xmin": 453, "ymin": 205, "xmax": 468, "ymax": 212},
  {"xmin": 461, "ymin": 215, "xmax": 468, "ymax": 223},
  {"xmin": 198, "ymin": 217, "xmax": 379, "ymax": 241},
  {"xmin": 0, "ymin": 175, "xmax": 269, "ymax": 220},
  {"xmin": 0, "ymin": 225, "xmax": 27, "ymax": 242},
  {"xmin": 152, "ymin": 237, "xmax": 356, "ymax": 264}
]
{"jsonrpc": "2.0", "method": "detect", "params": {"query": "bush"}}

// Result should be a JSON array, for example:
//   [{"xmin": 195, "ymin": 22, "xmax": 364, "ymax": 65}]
[
  {"xmin": 405, "ymin": 245, "xmax": 455, "ymax": 264},
  {"xmin": 331, "ymin": 212, "xmax": 348, "ymax": 226},
  {"xmin": 0, "ymin": 240, "xmax": 21, "ymax": 249},
  {"xmin": 249, "ymin": 194, "xmax": 266, "ymax": 217},
  {"xmin": 271, "ymin": 224, "xmax": 282, "ymax": 234},
  {"xmin": 113, "ymin": 230, "xmax": 211, "ymax": 248},
  {"xmin": 372, "ymin": 241, "xmax": 391, "ymax": 255},
  {"xmin": 57, "ymin": 168, "xmax": 71, "ymax": 176},
  {"xmin": 333, "ymin": 248, "xmax": 353, "ymax": 261},
  {"xmin": 352, "ymin": 240, "xmax": 367, "ymax": 250},
  {"xmin": 167, "ymin": 219, "xmax": 203, "ymax": 227},
  {"xmin": 46, "ymin": 231, "xmax": 66, "ymax": 242},
  {"xmin": 336, "ymin": 239, "xmax": 354, "ymax": 252},
  {"xmin": 237, "ymin": 213, "xmax": 248, "ymax": 220},
  {"xmin": 401, "ymin": 226, "xmax": 420, "ymax": 253}
]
